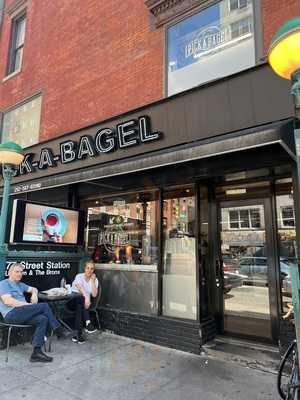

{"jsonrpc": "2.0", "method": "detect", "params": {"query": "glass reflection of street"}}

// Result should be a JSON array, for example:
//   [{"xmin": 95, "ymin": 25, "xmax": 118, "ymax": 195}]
[
  {"xmin": 220, "ymin": 202, "xmax": 271, "ymax": 338},
  {"xmin": 225, "ymin": 285, "xmax": 270, "ymax": 318}
]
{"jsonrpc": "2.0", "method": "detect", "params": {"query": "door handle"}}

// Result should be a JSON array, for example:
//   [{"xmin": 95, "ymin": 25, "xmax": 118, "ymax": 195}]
[{"xmin": 216, "ymin": 259, "xmax": 223, "ymax": 288}]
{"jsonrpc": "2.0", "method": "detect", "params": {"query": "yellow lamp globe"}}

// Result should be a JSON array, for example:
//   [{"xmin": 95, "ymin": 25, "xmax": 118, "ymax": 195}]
[
  {"xmin": 268, "ymin": 17, "xmax": 300, "ymax": 80},
  {"xmin": 0, "ymin": 142, "xmax": 24, "ymax": 165}
]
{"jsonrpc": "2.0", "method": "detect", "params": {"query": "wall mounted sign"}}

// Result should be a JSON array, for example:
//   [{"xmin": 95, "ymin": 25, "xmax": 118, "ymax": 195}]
[
  {"xmin": 18, "ymin": 115, "xmax": 162, "ymax": 176},
  {"xmin": 5, "ymin": 259, "xmax": 78, "ymax": 291}
]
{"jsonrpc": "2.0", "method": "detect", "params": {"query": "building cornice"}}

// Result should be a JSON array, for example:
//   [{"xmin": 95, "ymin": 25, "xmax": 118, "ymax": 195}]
[
  {"xmin": 5, "ymin": 0, "xmax": 27, "ymax": 16},
  {"xmin": 145, "ymin": 0, "xmax": 212, "ymax": 26}
]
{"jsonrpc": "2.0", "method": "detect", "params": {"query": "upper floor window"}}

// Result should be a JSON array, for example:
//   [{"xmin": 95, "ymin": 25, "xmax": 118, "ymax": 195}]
[
  {"xmin": 1, "ymin": 95, "xmax": 42, "ymax": 148},
  {"xmin": 229, "ymin": 208, "xmax": 261, "ymax": 230},
  {"xmin": 7, "ymin": 13, "xmax": 26, "ymax": 75},
  {"xmin": 281, "ymin": 206, "xmax": 295, "ymax": 228},
  {"xmin": 231, "ymin": 17, "xmax": 252, "ymax": 39},
  {"xmin": 229, "ymin": 0, "xmax": 248, "ymax": 11},
  {"xmin": 167, "ymin": 0, "xmax": 255, "ymax": 95}
]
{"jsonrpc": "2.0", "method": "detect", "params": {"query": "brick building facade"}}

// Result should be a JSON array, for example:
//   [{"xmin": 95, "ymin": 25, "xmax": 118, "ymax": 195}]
[
  {"xmin": 0, "ymin": 0, "xmax": 299, "ymax": 143},
  {"xmin": 0, "ymin": 0, "xmax": 163, "ymax": 142},
  {"xmin": 0, "ymin": 0, "xmax": 300, "ymax": 353}
]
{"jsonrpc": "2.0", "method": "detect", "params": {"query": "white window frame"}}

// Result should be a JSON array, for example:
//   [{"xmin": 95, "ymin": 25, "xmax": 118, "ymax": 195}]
[
  {"xmin": 280, "ymin": 206, "xmax": 295, "ymax": 228},
  {"xmin": 228, "ymin": 208, "xmax": 261, "ymax": 230},
  {"xmin": 229, "ymin": 0, "xmax": 249, "ymax": 12},
  {"xmin": 6, "ymin": 12, "xmax": 26, "ymax": 76},
  {"xmin": 230, "ymin": 16, "xmax": 252, "ymax": 40}
]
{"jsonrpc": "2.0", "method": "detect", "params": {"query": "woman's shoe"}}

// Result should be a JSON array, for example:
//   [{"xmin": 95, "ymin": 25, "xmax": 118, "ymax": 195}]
[
  {"xmin": 85, "ymin": 322, "xmax": 97, "ymax": 333},
  {"xmin": 71, "ymin": 335, "xmax": 86, "ymax": 344}
]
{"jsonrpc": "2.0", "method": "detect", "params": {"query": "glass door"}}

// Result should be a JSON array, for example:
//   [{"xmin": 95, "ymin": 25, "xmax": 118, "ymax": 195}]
[{"xmin": 219, "ymin": 200, "xmax": 273, "ymax": 340}]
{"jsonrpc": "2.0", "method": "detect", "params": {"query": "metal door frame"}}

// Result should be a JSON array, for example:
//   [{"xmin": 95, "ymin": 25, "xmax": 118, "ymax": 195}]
[{"xmin": 215, "ymin": 197, "xmax": 280, "ymax": 343}]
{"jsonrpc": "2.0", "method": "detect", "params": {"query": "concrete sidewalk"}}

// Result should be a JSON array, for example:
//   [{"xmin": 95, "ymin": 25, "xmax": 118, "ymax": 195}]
[{"xmin": 0, "ymin": 332, "xmax": 279, "ymax": 400}]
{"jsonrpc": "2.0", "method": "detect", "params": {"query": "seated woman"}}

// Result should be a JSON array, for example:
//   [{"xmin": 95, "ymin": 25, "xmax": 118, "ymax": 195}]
[{"xmin": 71, "ymin": 260, "xmax": 100, "ymax": 336}]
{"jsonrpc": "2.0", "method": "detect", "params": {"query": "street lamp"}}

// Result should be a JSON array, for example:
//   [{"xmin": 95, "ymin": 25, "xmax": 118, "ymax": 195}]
[
  {"xmin": 0, "ymin": 141, "xmax": 24, "ymax": 279},
  {"xmin": 269, "ymin": 17, "xmax": 300, "ymax": 110},
  {"xmin": 268, "ymin": 16, "xmax": 300, "ymax": 367}
]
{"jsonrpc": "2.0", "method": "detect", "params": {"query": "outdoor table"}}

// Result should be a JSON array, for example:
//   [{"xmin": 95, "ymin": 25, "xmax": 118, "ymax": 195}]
[{"xmin": 38, "ymin": 292, "xmax": 81, "ymax": 332}]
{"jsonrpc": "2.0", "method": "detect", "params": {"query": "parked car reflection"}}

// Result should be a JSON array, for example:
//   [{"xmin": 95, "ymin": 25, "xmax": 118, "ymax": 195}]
[
  {"xmin": 237, "ymin": 256, "xmax": 292, "ymax": 286},
  {"xmin": 223, "ymin": 272, "xmax": 244, "ymax": 294}
]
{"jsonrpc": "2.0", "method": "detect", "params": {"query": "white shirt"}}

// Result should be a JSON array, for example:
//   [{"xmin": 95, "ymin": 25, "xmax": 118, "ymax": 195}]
[{"xmin": 71, "ymin": 273, "xmax": 99, "ymax": 298}]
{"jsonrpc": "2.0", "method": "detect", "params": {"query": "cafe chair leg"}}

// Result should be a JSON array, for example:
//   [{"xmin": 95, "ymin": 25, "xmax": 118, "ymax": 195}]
[
  {"xmin": 6, "ymin": 326, "xmax": 13, "ymax": 363},
  {"xmin": 48, "ymin": 330, "xmax": 53, "ymax": 353},
  {"xmin": 45, "ymin": 330, "xmax": 53, "ymax": 353},
  {"xmin": 94, "ymin": 311, "xmax": 101, "ymax": 331}
]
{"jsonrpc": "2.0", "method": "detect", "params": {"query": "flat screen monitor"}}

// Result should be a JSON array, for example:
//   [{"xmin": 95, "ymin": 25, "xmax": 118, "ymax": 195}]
[{"xmin": 9, "ymin": 200, "xmax": 86, "ymax": 246}]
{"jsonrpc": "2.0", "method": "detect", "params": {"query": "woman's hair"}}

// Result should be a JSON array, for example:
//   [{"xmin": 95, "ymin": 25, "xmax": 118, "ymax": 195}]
[{"xmin": 84, "ymin": 259, "xmax": 95, "ymax": 268}]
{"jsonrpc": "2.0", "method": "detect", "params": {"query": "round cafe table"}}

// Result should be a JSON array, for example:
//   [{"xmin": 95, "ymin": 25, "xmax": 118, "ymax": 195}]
[{"xmin": 38, "ymin": 292, "xmax": 81, "ymax": 332}]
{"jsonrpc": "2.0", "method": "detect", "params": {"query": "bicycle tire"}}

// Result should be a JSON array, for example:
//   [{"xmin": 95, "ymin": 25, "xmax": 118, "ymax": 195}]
[
  {"xmin": 286, "ymin": 383, "xmax": 300, "ymax": 399},
  {"xmin": 278, "ymin": 340, "xmax": 297, "ymax": 399},
  {"xmin": 286, "ymin": 367, "xmax": 298, "ymax": 399}
]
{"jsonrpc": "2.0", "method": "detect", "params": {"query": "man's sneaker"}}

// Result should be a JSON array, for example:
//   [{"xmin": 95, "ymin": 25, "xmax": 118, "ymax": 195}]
[
  {"xmin": 30, "ymin": 349, "xmax": 53, "ymax": 363},
  {"xmin": 72, "ymin": 335, "xmax": 86, "ymax": 344},
  {"xmin": 85, "ymin": 322, "xmax": 97, "ymax": 334}
]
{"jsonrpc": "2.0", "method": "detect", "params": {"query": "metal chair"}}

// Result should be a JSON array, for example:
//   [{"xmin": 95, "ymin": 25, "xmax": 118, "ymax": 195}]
[
  {"xmin": 63, "ymin": 290, "xmax": 102, "ymax": 331},
  {"xmin": 0, "ymin": 317, "xmax": 52, "ymax": 362},
  {"xmin": 0, "ymin": 319, "xmax": 33, "ymax": 362},
  {"xmin": 89, "ymin": 289, "xmax": 102, "ymax": 330}
]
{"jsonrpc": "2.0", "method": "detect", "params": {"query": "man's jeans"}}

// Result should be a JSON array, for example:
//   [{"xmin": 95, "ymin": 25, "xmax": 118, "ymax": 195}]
[{"xmin": 4, "ymin": 303, "xmax": 60, "ymax": 348}]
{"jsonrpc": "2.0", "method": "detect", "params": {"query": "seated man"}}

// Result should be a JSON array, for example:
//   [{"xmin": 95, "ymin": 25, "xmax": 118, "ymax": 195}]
[
  {"xmin": 70, "ymin": 260, "xmax": 100, "ymax": 340},
  {"xmin": 0, "ymin": 263, "xmax": 65, "ymax": 363}
]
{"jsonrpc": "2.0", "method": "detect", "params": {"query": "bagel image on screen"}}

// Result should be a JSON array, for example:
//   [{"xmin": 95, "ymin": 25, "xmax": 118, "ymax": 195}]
[{"xmin": 22, "ymin": 204, "xmax": 79, "ymax": 244}]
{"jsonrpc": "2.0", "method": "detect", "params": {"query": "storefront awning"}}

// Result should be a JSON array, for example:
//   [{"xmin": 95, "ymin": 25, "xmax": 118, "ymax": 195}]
[{"xmin": 6, "ymin": 119, "xmax": 295, "ymax": 195}]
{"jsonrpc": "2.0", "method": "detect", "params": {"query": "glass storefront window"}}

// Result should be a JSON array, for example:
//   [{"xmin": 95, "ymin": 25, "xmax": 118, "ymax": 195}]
[
  {"xmin": 162, "ymin": 187, "xmax": 197, "ymax": 320},
  {"xmin": 85, "ymin": 192, "xmax": 159, "ymax": 269},
  {"xmin": 275, "ymin": 179, "xmax": 297, "ymax": 316},
  {"xmin": 167, "ymin": 0, "xmax": 255, "ymax": 95}
]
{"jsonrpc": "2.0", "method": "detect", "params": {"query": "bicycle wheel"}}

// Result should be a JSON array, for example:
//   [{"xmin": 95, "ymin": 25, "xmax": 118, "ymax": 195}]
[
  {"xmin": 278, "ymin": 340, "xmax": 297, "ymax": 399},
  {"xmin": 284, "ymin": 346, "xmax": 300, "ymax": 400},
  {"xmin": 285, "ymin": 383, "xmax": 300, "ymax": 399},
  {"xmin": 285, "ymin": 366, "xmax": 300, "ymax": 400}
]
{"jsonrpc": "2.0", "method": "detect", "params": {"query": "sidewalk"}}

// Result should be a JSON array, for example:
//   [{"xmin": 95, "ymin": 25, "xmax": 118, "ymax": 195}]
[{"xmin": 0, "ymin": 332, "xmax": 279, "ymax": 400}]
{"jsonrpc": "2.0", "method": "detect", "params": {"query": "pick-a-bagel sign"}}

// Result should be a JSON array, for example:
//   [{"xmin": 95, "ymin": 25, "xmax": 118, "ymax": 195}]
[{"xmin": 18, "ymin": 115, "xmax": 162, "ymax": 175}]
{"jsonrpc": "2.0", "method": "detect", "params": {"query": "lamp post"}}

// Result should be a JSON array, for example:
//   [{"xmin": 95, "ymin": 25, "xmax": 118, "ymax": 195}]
[
  {"xmin": 0, "ymin": 141, "xmax": 24, "ymax": 279},
  {"xmin": 268, "ymin": 16, "xmax": 300, "ymax": 367}
]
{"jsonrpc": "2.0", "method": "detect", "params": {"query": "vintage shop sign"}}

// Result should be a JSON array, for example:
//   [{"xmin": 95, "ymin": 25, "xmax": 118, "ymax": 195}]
[
  {"xmin": 98, "ymin": 215, "xmax": 139, "ymax": 253},
  {"xmin": 18, "ymin": 115, "xmax": 162, "ymax": 176}
]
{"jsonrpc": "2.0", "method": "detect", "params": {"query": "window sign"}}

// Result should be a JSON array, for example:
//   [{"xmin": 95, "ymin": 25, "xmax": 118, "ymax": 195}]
[
  {"xmin": 1, "ymin": 95, "xmax": 42, "ymax": 148},
  {"xmin": 84, "ymin": 192, "xmax": 159, "ymax": 268},
  {"xmin": 167, "ymin": 0, "xmax": 255, "ymax": 95}
]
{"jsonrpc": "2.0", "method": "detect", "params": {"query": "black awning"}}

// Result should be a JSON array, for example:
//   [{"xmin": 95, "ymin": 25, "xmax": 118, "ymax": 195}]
[{"xmin": 7, "ymin": 119, "xmax": 295, "ymax": 195}]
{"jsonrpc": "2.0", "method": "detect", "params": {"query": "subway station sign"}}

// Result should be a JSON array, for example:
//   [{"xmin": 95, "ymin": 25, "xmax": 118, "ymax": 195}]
[
  {"xmin": 5, "ymin": 259, "xmax": 78, "ymax": 291},
  {"xmin": 18, "ymin": 115, "xmax": 162, "ymax": 176}
]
